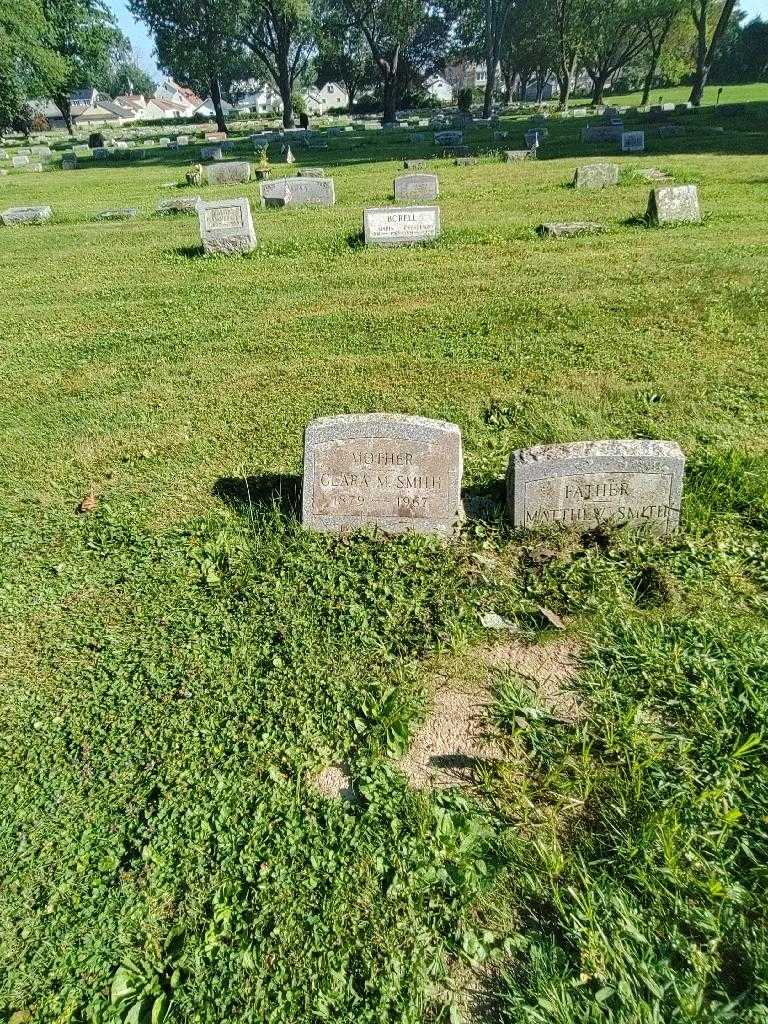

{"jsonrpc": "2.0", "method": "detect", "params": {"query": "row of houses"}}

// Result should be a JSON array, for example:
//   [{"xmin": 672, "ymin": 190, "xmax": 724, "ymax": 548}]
[{"xmin": 32, "ymin": 79, "xmax": 352, "ymax": 129}]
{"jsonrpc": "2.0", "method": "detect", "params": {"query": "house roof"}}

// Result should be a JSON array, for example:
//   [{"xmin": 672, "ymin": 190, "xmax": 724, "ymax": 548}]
[
  {"xmin": 153, "ymin": 98, "xmax": 189, "ymax": 113},
  {"xmin": 77, "ymin": 101, "xmax": 135, "ymax": 121},
  {"xmin": 115, "ymin": 95, "xmax": 146, "ymax": 108}
]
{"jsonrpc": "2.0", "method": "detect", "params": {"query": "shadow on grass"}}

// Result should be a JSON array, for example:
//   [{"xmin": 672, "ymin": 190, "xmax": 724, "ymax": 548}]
[
  {"xmin": 462, "ymin": 480, "xmax": 506, "ymax": 527},
  {"xmin": 346, "ymin": 230, "xmax": 366, "ymax": 249},
  {"xmin": 173, "ymin": 244, "xmax": 205, "ymax": 259},
  {"xmin": 213, "ymin": 473, "xmax": 302, "ymax": 518}
]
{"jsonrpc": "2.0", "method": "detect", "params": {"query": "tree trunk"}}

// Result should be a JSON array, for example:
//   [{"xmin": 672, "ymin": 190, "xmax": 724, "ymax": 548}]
[
  {"xmin": 54, "ymin": 94, "xmax": 74, "ymax": 135},
  {"xmin": 689, "ymin": 2, "xmax": 708, "ymax": 106},
  {"xmin": 557, "ymin": 73, "xmax": 571, "ymax": 109},
  {"xmin": 641, "ymin": 48, "xmax": 660, "ymax": 106},
  {"xmin": 277, "ymin": 67, "xmax": 294, "ymax": 128},
  {"xmin": 382, "ymin": 73, "xmax": 397, "ymax": 123},
  {"xmin": 346, "ymin": 85, "xmax": 356, "ymax": 113},
  {"xmin": 209, "ymin": 76, "xmax": 227, "ymax": 133},
  {"xmin": 591, "ymin": 72, "xmax": 608, "ymax": 105},
  {"xmin": 690, "ymin": 0, "xmax": 737, "ymax": 105}
]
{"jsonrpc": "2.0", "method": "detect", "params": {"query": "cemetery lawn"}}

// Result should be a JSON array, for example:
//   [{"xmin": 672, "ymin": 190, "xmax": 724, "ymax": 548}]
[{"xmin": 1, "ymin": 102, "xmax": 768, "ymax": 1022}]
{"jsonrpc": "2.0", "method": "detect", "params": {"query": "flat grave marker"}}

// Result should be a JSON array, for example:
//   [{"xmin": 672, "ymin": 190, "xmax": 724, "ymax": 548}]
[
  {"xmin": 303, "ymin": 414, "xmax": 463, "ymax": 538},
  {"xmin": 1, "ymin": 205, "xmax": 52, "ymax": 225}
]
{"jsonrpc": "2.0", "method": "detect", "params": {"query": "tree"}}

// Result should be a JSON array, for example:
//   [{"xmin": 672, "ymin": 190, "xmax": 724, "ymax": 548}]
[
  {"xmin": 107, "ymin": 56, "xmax": 156, "ymax": 96},
  {"xmin": 500, "ymin": 0, "xmax": 554, "ymax": 102},
  {"xmin": 335, "ymin": 0, "xmax": 427, "ymax": 124},
  {"xmin": 315, "ymin": 0, "xmax": 374, "ymax": 111},
  {"xmin": 689, "ymin": 0, "xmax": 738, "ymax": 105},
  {"xmin": 41, "ymin": 0, "xmax": 127, "ymax": 133},
  {"xmin": 130, "ymin": 0, "xmax": 247, "ymax": 131},
  {"xmin": 548, "ymin": 0, "xmax": 589, "ymax": 108},
  {"xmin": 448, "ymin": 0, "xmax": 513, "ymax": 117},
  {"xmin": 581, "ymin": 0, "xmax": 647, "ymax": 105},
  {"xmin": 241, "ymin": 0, "xmax": 314, "ymax": 128},
  {"xmin": 637, "ymin": 0, "xmax": 686, "ymax": 105},
  {"xmin": 0, "ymin": 0, "xmax": 66, "ymax": 135}
]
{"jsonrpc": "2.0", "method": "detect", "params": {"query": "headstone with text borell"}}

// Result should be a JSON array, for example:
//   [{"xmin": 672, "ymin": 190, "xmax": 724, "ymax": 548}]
[
  {"xmin": 507, "ymin": 439, "xmax": 685, "ymax": 535},
  {"xmin": 363, "ymin": 206, "xmax": 440, "ymax": 246},
  {"xmin": 198, "ymin": 197, "xmax": 256, "ymax": 254},
  {"xmin": 303, "ymin": 414, "xmax": 463, "ymax": 537}
]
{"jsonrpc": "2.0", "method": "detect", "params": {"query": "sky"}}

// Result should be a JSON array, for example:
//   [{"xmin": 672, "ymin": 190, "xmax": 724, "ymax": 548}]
[{"xmin": 106, "ymin": 0, "xmax": 768, "ymax": 82}]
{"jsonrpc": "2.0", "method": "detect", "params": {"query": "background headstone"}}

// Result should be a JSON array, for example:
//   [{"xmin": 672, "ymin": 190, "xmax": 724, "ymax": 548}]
[
  {"xmin": 198, "ymin": 197, "xmax": 256, "ymax": 254},
  {"xmin": 205, "ymin": 160, "xmax": 252, "ymax": 185},
  {"xmin": 363, "ymin": 206, "xmax": 441, "ymax": 245},
  {"xmin": 573, "ymin": 163, "xmax": 619, "ymax": 188},
  {"xmin": 201, "ymin": 146, "xmax": 223, "ymax": 161},
  {"xmin": 647, "ymin": 184, "xmax": 701, "ymax": 225},
  {"xmin": 260, "ymin": 176, "xmax": 335, "ymax": 207},
  {"xmin": 1, "ymin": 205, "xmax": 52, "ymax": 225},
  {"xmin": 507, "ymin": 439, "xmax": 685, "ymax": 534},
  {"xmin": 303, "ymin": 414, "xmax": 463, "ymax": 537},
  {"xmin": 394, "ymin": 173, "xmax": 439, "ymax": 201},
  {"xmin": 621, "ymin": 131, "xmax": 645, "ymax": 152}
]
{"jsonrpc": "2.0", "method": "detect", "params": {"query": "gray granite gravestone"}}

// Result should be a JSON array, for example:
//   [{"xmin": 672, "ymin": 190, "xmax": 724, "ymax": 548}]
[
  {"xmin": 156, "ymin": 196, "xmax": 202, "ymax": 215},
  {"xmin": 504, "ymin": 150, "xmax": 534, "ymax": 162},
  {"xmin": 434, "ymin": 130, "xmax": 463, "ymax": 145},
  {"xmin": 1, "ymin": 205, "xmax": 52, "ymax": 225},
  {"xmin": 260, "ymin": 176, "xmax": 335, "ymax": 207},
  {"xmin": 94, "ymin": 208, "xmax": 139, "ymax": 220},
  {"xmin": 201, "ymin": 146, "xmax": 223, "ymax": 161},
  {"xmin": 394, "ymin": 173, "xmax": 439, "ymax": 201},
  {"xmin": 205, "ymin": 160, "xmax": 252, "ymax": 185},
  {"xmin": 573, "ymin": 163, "xmax": 619, "ymax": 188},
  {"xmin": 507, "ymin": 439, "xmax": 685, "ymax": 535},
  {"xmin": 197, "ymin": 197, "xmax": 256, "ymax": 254},
  {"xmin": 621, "ymin": 131, "xmax": 645, "ymax": 152},
  {"xmin": 61, "ymin": 153, "xmax": 78, "ymax": 170},
  {"xmin": 363, "ymin": 206, "xmax": 441, "ymax": 245},
  {"xmin": 404, "ymin": 159, "xmax": 427, "ymax": 170},
  {"xmin": 455, "ymin": 157, "xmax": 477, "ymax": 166},
  {"xmin": 303, "ymin": 414, "xmax": 463, "ymax": 537},
  {"xmin": 646, "ymin": 184, "xmax": 701, "ymax": 225},
  {"xmin": 582, "ymin": 124, "xmax": 624, "ymax": 143},
  {"xmin": 537, "ymin": 221, "xmax": 604, "ymax": 238},
  {"xmin": 11, "ymin": 156, "xmax": 29, "ymax": 168},
  {"xmin": 297, "ymin": 167, "xmax": 326, "ymax": 177}
]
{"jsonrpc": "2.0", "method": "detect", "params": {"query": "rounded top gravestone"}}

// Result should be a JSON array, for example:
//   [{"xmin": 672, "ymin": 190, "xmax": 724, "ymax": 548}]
[{"xmin": 302, "ymin": 414, "xmax": 463, "ymax": 538}]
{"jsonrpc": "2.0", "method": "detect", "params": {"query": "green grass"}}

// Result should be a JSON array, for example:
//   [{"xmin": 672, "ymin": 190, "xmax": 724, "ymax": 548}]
[
  {"xmin": 585, "ymin": 81, "xmax": 768, "ymax": 109},
  {"xmin": 1, "ymin": 104, "xmax": 767, "ymax": 1023}
]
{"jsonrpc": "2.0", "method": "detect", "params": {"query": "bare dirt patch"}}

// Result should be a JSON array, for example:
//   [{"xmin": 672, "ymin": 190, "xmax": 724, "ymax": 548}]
[
  {"xmin": 480, "ymin": 638, "xmax": 582, "ymax": 723},
  {"xmin": 308, "ymin": 762, "xmax": 355, "ymax": 801},
  {"xmin": 397, "ymin": 639, "xmax": 583, "ymax": 791},
  {"xmin": 398, "ymin": 681, "xmax": 502, "ymax": 790}
]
